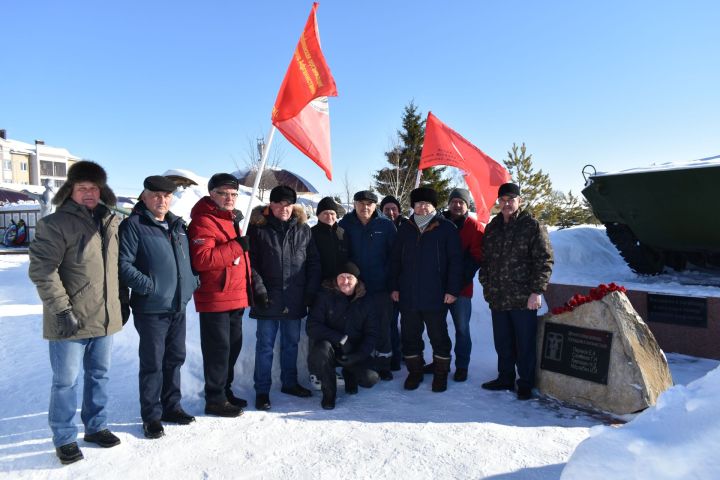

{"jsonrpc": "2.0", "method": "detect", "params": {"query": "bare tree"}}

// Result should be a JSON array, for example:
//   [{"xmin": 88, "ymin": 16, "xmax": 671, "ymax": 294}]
[
  {"xmin": 342, "ymin": 169, "xmax": 354, "ymax": 207},
  {"xmin": 238, "ymin": 135, "xmax": 287, "ymax": 201}
]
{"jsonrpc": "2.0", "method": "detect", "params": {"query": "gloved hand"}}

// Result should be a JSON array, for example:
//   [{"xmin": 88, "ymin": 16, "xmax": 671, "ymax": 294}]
[
  {"xmin": 304, "ymin": 292, "xmax": 316, "ymax": 307},
  {"xmin": 56, "ymin": 309, "xmax": 80, "ymax": 338},
  {"xmin": 335, "ymin": 338, "xmax": 352, "ymax": 356},
  {"xmin": 121, "ymin": 302, "xmax": 131, "ymax": 326},
  {"xmin": 236, "ymin": 235, "xmax": 250, "ymax": 252},
  {"xmin": 254, "ymin": 292, "xmax": 269, "ymax": 309},
  {"xmin": 336, "ymin": 351, "xmax": 366, "ymax": 367}
]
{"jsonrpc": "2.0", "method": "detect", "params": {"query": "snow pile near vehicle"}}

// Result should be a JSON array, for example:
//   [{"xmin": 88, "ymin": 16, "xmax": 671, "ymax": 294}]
[{"xmin": 562, "ymin": 364, "xmax": 720, "ymax": 479}]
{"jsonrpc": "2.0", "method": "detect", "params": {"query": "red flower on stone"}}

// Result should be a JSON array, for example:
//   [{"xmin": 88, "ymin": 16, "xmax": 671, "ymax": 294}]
[{"xmin": 551, "ymin": 282, "xmax": 627, "ymax": 315}]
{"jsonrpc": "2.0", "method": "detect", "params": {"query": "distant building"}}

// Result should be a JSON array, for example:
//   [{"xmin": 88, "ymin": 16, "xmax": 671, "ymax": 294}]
[{"xmin": 0, "ymin": 129, "xmax": 80, "ymax": 187}]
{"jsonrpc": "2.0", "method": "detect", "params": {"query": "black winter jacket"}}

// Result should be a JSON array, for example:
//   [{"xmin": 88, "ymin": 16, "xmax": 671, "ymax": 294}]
[
  {"xmin": 311, "ymin": 221, "xmax": 349, "ymax": 280},
  {"xmin": 390, "ymin": 213, "xmax": 463, "ymax": 312},
  {"xmin": 248, "ymin": 205, "xmax": 321, "ymax": 320},
  {"xmin": 119, "ymin": 201, "xmax": 199, "ymax": 314},
  {"xmin": 306, "ymin": 280, "xmax": 378, "ymax": 357}
]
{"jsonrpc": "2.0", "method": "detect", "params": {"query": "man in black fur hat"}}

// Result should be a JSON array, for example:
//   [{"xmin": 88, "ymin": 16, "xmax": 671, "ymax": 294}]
[
  {"xmin": 29, "ymin": 161, "xmax": 124, "ymax": 465},
  {"xmin": 247, "ymin": 185, "xmax": 321, "ymax": 411},
  {"xmin": 390, "ymin": 186, "xmax": 463, "ymax": 394}
]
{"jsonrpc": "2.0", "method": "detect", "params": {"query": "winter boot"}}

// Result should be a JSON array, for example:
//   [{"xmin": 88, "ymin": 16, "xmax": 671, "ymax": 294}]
[
  {"xmin": 453, "ymin": 368, "xmax": 468, "ymax": 382},
  {"xmin": 404, "ymin": 355, "xmax": 425, "ymax": 390},
  {"xmin": 390, "ymin": 355, "xmax": 402, "ymax": 372},
  {"xmin": 321, "ymin": 380, "xmax": 337, "ymax": 409},
  {"xmin": 343, "ymin": 368, "xmax": 359, "ymax": 394},
  {"xmin": 431, "ymin": 355, "xmax": 451, "ymax": 392}
]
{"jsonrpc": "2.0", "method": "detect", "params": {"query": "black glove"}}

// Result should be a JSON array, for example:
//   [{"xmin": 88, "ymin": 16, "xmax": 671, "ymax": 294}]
[
  {"xmin": 236, "ymin": 235, "xmax": 250, "ymax": 252},
  {"xmin": 335, "ymin": 339, "xmax": 353, "ymax": 355},
  {"xmin": 304, "ymin": 292, "xmax": 316, "ymax": 307},
  {"xmin": 337, "ymin": 351, "xmax": 365, "ymax": 367},
  {"xmin": 121, "ymin": 302, "xmax": 131, "ymax": 326},
  {"xmin": 254, "ymin": 292, "xmax": 269, "ymax": 309},
  {"xmin": 56, "ymin": 309, "xmax": 80, "ymax": 338}
]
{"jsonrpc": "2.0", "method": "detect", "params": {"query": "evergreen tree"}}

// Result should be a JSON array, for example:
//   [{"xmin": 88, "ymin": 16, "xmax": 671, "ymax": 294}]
[
  {"xmin": 374, "ymin": 102, "xmax": 451, "ymax": 209},
  {"xmin": 503, "ymin": 142, "xmax": 553, "ymax": 213}
]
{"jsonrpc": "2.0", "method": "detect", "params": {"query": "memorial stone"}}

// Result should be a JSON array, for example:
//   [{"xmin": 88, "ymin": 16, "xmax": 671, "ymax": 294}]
[{"xmin": 537, "ymin": 290, "xmax": 673, "ymax": 415}]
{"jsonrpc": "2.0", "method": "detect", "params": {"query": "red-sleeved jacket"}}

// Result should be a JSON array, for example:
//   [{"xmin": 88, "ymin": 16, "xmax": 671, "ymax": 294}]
[
  {"xmin": 443, "ymin": 212, "xmax": 484, "ymax": 298},
  {"xmin": 188, "ymin": 196, "xmax": 251, "ymax": 312}
]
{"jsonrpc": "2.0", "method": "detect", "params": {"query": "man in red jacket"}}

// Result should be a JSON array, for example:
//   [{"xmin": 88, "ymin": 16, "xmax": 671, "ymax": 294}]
[
  {"xmin": 188, "ymin": 173, "xmax": 252, "ymax": 418},
  {"xmin": 427, "ymin": 188, "xmax": 483, "ymax": 382}
]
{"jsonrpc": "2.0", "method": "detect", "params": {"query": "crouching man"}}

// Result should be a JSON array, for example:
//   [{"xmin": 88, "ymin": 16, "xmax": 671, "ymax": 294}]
[{"xmin": 307, "ymin": 262, "xmax": 380, "ymax": 410}]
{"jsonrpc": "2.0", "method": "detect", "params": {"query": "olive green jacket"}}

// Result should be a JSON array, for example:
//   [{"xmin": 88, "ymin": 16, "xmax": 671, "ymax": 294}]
[
  {"xmin": 29, "ymin": 199, "xmax": 123, "ymax": 340},
  {"xmin": 479, "ymin": 209, "xmax": 554, "ymax": 311}
]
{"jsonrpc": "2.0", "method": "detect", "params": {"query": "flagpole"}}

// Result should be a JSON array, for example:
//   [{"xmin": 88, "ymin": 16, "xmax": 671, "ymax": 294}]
[
  {"xmin": 414, "ymin": 168, "xmax": 422, "ymax": 188},
  {"xmin": 241, "ymin": 125, "xmax": 278, "ymax": 233}
]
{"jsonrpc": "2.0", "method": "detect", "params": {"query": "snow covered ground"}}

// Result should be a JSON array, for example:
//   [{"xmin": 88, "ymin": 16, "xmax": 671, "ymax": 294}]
[{"xmin": 1, "ymin": 213, "xmax": 719, "ymax": 478}]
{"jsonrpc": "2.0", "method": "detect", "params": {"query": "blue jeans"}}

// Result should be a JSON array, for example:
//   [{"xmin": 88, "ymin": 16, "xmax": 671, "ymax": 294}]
[
  {"xmin": 253, "ymin": 318, "xmax": 301, "ymax": 394},
  {"xmin": 448, "ymin": 296, "xmax": 472, "ymax": 369},
  {"xmin": 490, "ymin": 309, "xmax": 538, "ymax": 389},
  {"xmin": 48, "ymin": 335, "xmax": 113, "ymax": 447}
]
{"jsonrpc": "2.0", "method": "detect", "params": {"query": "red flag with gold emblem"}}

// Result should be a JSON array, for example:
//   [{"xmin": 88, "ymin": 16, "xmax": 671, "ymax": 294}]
[
  {"xmin": 420, "ymin": 112, "xmax": 510, "ymax": 224},
  {"xmin": 271, "ymin": 2, "xmax": 337, "ymax": 180}
]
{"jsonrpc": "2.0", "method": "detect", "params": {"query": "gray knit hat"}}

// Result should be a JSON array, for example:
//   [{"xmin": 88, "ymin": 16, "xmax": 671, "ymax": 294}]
[{"xmin": 448, "ymin": 188, "xmax": 471, "ymax": 206}]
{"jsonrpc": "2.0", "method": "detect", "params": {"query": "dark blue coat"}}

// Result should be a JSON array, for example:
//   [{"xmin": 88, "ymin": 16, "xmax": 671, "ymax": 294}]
[
  {"xmin": 306, "ymin": 280, "xmax": 378, "ymax": 357},
  {"xmin": 119, "ymin": 202, "xmax": 199, "ymax": 314},
  {"xmin": 247, "ymin": 205, "xmax": 321, "ymax": 320},
  {"xmin": 338, "ymin": 210, "xmax": 396, "ymax": 293},
  {"xmin": 390, "ymin": 213, "xmax": 463, "ymax": 312}
]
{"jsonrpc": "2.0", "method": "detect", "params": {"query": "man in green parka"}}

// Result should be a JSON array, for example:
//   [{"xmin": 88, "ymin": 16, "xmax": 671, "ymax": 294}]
[{"xmin": 29, "ymin": 161, "xmax": 124, "ymax": 465}]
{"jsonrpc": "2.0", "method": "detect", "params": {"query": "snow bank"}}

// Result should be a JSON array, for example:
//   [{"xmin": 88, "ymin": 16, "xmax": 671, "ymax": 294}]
[
  {"xmin": 549, "ymin": 226, "xmax": 720, "ymax": 297},
  {"xmin": 562, "ymin": 365, "xmax": 720, "ymax": 479}
]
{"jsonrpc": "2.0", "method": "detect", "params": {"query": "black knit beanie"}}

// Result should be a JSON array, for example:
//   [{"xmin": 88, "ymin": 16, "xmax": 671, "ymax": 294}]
[{"xmin": 316, "ymin": 196, "xmax": 340, "ymax": 215}]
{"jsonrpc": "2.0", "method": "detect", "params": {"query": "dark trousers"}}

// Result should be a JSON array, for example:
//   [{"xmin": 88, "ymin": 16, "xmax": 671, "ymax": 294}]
[
  {"xmin": 199, "ymin": 309, "xmax": 244, "ymax": 404},
  {"xmin": 308, "ymin": 340, "xmax": 377, "ymax": 396},
  {"xmin": 490, "ymin": 309, "xmax": 538, "ymax": 389},
  {"xmin": 134, "ymin": 312, "xmax": 186, "ymax": 422},
  {"xmin": 390, "ymin": 301, "xmax": 402, "ymax": 363},
  {"xmin": 369, "ymin": 291, "xmax": 393, "ymax": 371},
  {"xmin": 400, "ymin": 309, "xmax": 451, "ymax": 358}
]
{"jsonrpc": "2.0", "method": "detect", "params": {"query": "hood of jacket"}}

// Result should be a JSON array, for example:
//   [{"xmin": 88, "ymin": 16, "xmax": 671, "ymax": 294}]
[{"xmin": 249, "ymin": 204, "xmax": 308, "ymax": 227}]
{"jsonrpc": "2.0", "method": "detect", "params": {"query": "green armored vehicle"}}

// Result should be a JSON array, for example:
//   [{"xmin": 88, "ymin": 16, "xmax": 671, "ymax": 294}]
[{"xmin": 581, "ymin": 155, "xmax": 720, "ymax": 274}]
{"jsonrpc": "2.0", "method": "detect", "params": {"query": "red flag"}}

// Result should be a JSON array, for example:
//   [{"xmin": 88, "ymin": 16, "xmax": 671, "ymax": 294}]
[
  {"xmin": 272, "ymin": 2, "xmax": 337, "ymax": 180},
  {"xmin": 419, "ymin": 112, "xmax": 510, "ymax": 225}
]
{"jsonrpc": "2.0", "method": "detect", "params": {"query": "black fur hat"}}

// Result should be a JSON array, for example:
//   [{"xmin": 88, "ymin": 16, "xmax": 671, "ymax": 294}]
[
  {"xmin": 270, "ymin": 185, "xmax": 297, "ymax": 204},
  {"xmin": 410, "ymin": 187, "xmax": 438, "ymax": 208},
  {"xmin": 53, "ymin": 160, "xmax": 117, "ymax": 207}
]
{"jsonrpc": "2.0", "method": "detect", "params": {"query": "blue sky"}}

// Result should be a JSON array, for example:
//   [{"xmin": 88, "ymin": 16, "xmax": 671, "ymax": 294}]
[{"xmin": 3, "ymin": 0, "xmax": 719, "ymax": 198}]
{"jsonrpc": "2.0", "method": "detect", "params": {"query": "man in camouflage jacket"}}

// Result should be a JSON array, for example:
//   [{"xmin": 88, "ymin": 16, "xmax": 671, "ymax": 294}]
[{"xmin": 478, "ymin": 183, "xmax": 553, "ymax": 400}]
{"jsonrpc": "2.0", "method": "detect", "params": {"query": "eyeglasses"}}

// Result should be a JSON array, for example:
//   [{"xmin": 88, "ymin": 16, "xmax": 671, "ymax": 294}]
[{"xmin": 213, "ymin": 190, "xmax": 238, "ymax": 198}]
